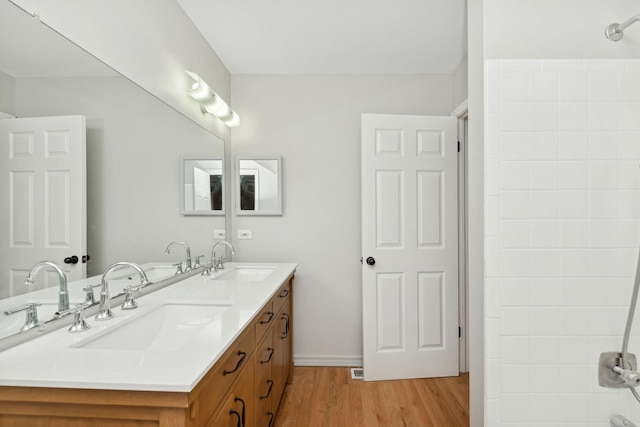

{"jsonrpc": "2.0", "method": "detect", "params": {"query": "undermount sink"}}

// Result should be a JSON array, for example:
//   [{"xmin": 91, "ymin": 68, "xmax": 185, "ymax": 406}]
[
  {"xmin": 215, "ymin": 267, "xmax": 275, "ymax": 282},
  {"xmin": 73, "ymin": 303, "xmax": 230, "ymax": 352}
]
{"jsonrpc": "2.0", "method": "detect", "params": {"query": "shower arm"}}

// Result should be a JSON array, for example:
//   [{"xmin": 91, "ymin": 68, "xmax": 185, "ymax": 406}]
[{"xmin": 606, "ymin": 15, "xmax": 640, "ymax": 41}]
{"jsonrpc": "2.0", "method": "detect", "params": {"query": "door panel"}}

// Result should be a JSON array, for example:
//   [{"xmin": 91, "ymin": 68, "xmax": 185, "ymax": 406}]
[{"xmin": 362, "ymin": 114, "xmax": 458, "ymax": 381}]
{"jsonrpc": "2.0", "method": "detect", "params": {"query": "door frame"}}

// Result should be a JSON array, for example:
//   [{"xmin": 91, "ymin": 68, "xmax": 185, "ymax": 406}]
[{"xmin": 451, "ymin": 99, "xmax": 469, "ymax": 373}]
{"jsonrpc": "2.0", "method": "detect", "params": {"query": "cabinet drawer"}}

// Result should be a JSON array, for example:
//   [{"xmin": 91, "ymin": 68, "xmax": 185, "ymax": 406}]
[
  {"xmin": 256, "ymin": 328, "xmax": 274, "ymax": 376},
  {"xmin": 191, "ymin": 328, "xmax": 255, "ymax": 425},
  {"xmin": 206, "ymin": 361, "xmax": 255, "ymax": 427},
  {"xmin": 255, "ymin": 301, "xmax": 275, "ymax": 344},
  {"xmin": 256, "ymin": 369, "xmax": 275, "ymax": 427},
  {"xmin": 273, "ymin": 280, "xmax": 291, "ymax": 315}
]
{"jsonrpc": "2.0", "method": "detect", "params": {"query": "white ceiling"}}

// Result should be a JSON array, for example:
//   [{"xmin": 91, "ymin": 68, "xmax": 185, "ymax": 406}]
[{"xmin": 177, "ymin": 0, "xmax": 467, "ymax": 75}]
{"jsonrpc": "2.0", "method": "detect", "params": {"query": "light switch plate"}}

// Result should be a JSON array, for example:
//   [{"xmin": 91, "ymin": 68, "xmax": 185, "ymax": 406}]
[
  {"xmin": 214, "ymin": 230, "xmax": 226, "ymax": 239},
  {"xmin": 238, "ymin": 230, "xmax": 252, "ymax": 239}
]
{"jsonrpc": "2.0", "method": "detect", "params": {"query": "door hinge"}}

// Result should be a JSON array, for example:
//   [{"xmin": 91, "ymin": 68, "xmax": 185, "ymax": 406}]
[{"xmin": 458, "ymin": 326, "xmax": 462, "ymax": 338}]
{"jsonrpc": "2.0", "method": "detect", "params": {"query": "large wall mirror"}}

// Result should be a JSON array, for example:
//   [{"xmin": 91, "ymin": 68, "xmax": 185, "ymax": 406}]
[
  {"xmin": 181, "ymin": 157, "xmax": 224, "ymax": 215},
  {"xmin": 0, "ymin": 1, "xmax": 225, "ymax": 300},
  {"xmin": 236, "ymin": 156, "xmax": 282, "ymax": 216}
]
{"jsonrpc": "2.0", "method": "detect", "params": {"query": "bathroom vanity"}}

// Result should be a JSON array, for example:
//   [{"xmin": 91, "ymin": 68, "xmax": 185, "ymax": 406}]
[{"xmin": 0, "ymin": 262, "xmax": 295, "ymax": 427}]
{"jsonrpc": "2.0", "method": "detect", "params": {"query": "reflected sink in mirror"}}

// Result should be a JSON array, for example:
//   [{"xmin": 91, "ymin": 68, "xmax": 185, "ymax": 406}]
[
  {"xmin": 73, "ymin": 303, "xmax": 231, "ymax": 352},
  {"xmin": 215, "ymin": 267, "xmax": 276, "ymax": 282},
  {"xmin": 111, "ymin": 264, "xmax": 178, "ymax": 283},
  {"xmin": 143, "ymin": 265, "xmax": 180, "ymax": 282}
]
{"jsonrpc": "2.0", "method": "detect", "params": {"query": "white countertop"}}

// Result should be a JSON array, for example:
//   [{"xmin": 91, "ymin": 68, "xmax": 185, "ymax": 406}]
[{"xmin": 0, "ymin": 262, "xmax": 296, "ymax": 392}]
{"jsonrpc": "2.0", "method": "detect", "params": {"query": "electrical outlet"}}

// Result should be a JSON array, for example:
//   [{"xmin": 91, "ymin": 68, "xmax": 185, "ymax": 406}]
[
  {"xmin": 238, "ymin": 230, "xmax": 252, "ymax": 239},
  {"xmin": 214, "ymin": 230, "xmax": 226, "ymax": 239}
]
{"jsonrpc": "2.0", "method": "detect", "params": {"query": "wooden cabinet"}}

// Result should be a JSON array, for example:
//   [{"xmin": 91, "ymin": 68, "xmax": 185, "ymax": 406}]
[
  {"xmin": 254, "ymin": 278, "xmax": 292, "ymax": 427},
  {"xmin": 0, "ymin": 276, "xmax": 294, "ymax": 427},
  {"xmin": 207, "ymin": 356, "xmax": 255, "ymax": 427}
]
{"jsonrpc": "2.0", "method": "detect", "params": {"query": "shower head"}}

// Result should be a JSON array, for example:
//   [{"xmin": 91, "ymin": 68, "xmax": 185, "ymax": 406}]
[{"xmin": 605, "ymin": 14, "xmax": 640, "ymax": 41}]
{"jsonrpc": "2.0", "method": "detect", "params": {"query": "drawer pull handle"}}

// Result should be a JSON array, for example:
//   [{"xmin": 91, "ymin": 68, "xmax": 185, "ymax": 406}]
[
  {"xmin": 229, "ymin": 409, "xmax": 241, "ymax": 427},
  {"xmin": 281, "ymin": 313, "xmax": 290, "ymax": 339},
  {"xmin": 223, "ymin": 351, "xmax": 247, "ymax": 376},
  {"xmin": 268, "ymin": 412, "xmax": 275, "ymax": 427},
  {"xmin": 234, "ymin": 397, "xmax": 246, "ymax": 427},
  {"xmin": 260, "ymin": 311, "xmax": 274, "ymax": 324},
  {"xmin": 260, "ymin": 347, "xmax": 275, "ymax": 364},
  {"xmin": 260, "ymin": 379, "xmax": 274, "ymax": 399},
  {"xmin": 279, "ymin": 289, "xmax": 289, "ymax": 298}
]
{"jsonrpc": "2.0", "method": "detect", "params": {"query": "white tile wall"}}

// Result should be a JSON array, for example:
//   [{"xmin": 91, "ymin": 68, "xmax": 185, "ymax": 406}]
[{"xmin": 485, "ymin": 59, "xmax": 640, "ymax": 426}]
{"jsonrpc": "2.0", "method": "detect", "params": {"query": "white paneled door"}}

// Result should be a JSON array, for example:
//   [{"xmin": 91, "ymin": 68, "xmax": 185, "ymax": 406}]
[
  {"xmin": 0, "ymin": 116, "xmax": 86, "ymax": 298},
  {"xmin": 361, "ymin": 114, "xmax": 458, "ymax": 381}
]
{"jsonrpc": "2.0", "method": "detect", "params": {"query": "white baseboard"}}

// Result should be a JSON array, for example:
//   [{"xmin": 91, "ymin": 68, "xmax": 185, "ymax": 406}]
[{"xmin": 294, "ymin": 355, "xmax": 363, "ymax": 367}]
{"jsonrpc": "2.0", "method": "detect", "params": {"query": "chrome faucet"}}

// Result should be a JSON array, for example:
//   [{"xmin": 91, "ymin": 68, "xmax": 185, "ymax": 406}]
[
  {"xmin": 211, "ymin": 241, "xmax": 235, "ymax": 271},
  {"xmin": 24, "ymin": 261, "xmax": 69, "ymax": 312},
  {"xmin": 96, "ymin": 261, "xmax": 149, "ymax": 321},
  {"xmin": 4, "ymin": 303, "xmax": 42, "ymax": 331},
  {"xmin": 164, "ymin": 241, "xmax": 192, "ymax": 272}
]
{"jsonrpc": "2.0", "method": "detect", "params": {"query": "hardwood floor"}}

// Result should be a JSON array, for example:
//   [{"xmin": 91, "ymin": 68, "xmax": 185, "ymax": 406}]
[{"xmin": 273, "ymin": 367, "xmax": 469, "ymax": 427}]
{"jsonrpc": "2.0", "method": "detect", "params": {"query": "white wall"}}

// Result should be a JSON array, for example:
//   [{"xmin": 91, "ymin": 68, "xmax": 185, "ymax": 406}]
[
  {"xmin": 15, "ymin": 76, "xmax": 225, "ymax": 276},
  {"xmin": 480, "ymin": 1, "xmax": 640, "ymax": 426},
  {"xmin": 9, "ymin": 0, "xmax": 232, "ymax": 142},
  {"xmin": 0, "ymin": 70, "xmax": 15, "ymax": 115},
  {"xmin": 453, "ymin": 55, "xmax": 469, "ymax": 108},
  {"xmin": 230, "ymin": 74, "xmax": 453, "ymax": 364},
  {"xmin": 484, "ymin": 0, "xmax": 640, "ymax": 59},
  {"xmin": 468, "ymin": 1, "xmax": 485, "ymax": 426}
]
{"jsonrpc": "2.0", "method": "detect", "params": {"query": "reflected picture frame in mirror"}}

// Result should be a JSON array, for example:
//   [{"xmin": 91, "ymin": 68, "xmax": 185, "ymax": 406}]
[
  {"xmin": 235, "ymin": 156, "xmax": 282, "ymax": 216},
  {"xmin": 180, "ymin": 157, "xmax": 225, "ymax": 215}
]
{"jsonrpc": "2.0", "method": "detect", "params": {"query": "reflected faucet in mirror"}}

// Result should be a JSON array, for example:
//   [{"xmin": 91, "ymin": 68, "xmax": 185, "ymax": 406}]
[
  {"xmin": 24, "ymin": 261, "xmax": 69, "ymax": 312},
  {"xmin": 96, "ymin": 262, "xmax": 150, "ymax": 321},
  {"xmin": 211, "ymin": 241, "xmax": 235, "ymax": 271},
  {"xmin": 164, "ymin": 241, "xmax": 193, "ymax": 272}
]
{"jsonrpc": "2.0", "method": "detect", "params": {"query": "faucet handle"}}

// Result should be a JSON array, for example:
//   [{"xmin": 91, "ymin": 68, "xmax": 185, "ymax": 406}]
[
  {"xmin": 202, "ymin": 262, "xmax": 215, "ymax": 276},
  {"xmin": 216, "ymin": 255, "xmax": 227, "ymax": 270},
  {"xmin": 4, "ymin": 303, "xmax": 42, "ymax": 331},
  {"xmin": 173, "ymin": 262, "xmax": 183, "ymax": 275},
  {"xmin": 68, "ymin": 304, "xmax": 91, "ymax": 333},
  {"xmin": 82, "ymin": 283, "xmax": 101, "ymax": 306},
  {"xmin": 121, "ymin": 286, "xmax": 140, "ymax": 310},
  {"xmin": 194, "ymin": 255, "xmax": 205, "ymax": 268}
]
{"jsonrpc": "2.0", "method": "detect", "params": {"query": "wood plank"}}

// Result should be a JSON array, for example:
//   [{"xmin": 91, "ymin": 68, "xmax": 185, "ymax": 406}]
[
  {"xmin": 0, "ymin": 386, "xmax": 188, "ymax": 408},
  {"xmin": 273, "ymin": 368, "xmax": 469, "ymax": 427}
]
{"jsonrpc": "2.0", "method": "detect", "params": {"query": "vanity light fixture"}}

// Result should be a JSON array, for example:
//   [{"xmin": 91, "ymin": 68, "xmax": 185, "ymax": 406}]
[{"xmin": 185, "ymin": 70, "xmax": 240, "ymax": 127}]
